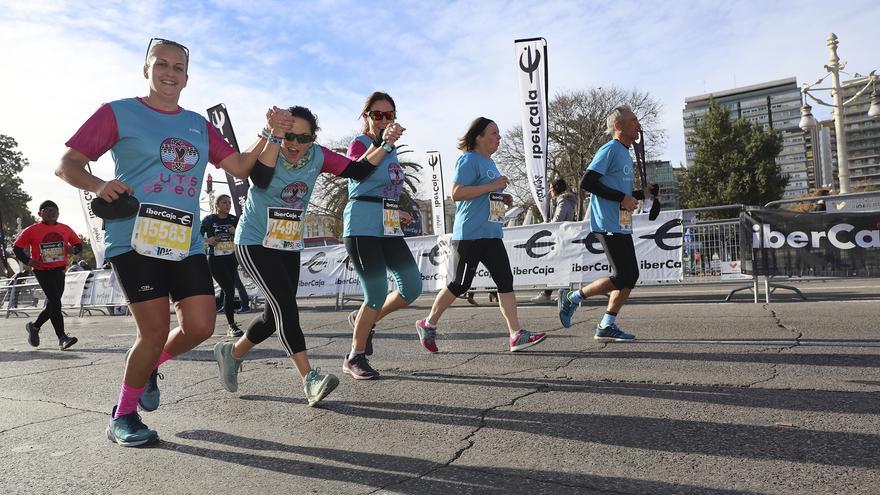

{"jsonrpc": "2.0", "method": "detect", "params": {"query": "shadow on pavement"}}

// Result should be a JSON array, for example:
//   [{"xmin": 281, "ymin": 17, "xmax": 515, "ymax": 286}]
[
  {"xmin": 388, "ymin": 372, "xmax": 880, "ymax": 415},
  {"xmin": 0, "ymin": 351, "xmax": 81, "ymax": 363},
  {"xmin": 324, "ymin": 400, "xmax": 880, "ymax": 469},
  {"xmin": 165, "ymin": 430, "xmax": 760, "ymax": 494}
]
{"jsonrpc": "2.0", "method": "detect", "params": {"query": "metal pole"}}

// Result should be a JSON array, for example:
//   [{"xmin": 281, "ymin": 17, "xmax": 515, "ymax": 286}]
[{"xmin": 827, "ymin": 33, "xmax": 850, "ymax": 194}]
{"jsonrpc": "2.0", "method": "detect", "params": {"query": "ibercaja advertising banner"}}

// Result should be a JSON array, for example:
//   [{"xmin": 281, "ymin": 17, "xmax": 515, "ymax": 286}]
[
  {"xmin": 741, "ymin": 208, "xmax": 880, "ymax": 277},
  {"xmin": 449, "ymin": 209, "xmax": 684, "ymax": 289},
  {"xmin": 294, "ymin": 210, "xmax": 684, "ymax": 298}
]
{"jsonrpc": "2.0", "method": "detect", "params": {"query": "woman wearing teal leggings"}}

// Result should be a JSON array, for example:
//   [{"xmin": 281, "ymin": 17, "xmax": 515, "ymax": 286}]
[{"xmin": 342, "ymin": 91, "xmax": 422, "ymax": 380}]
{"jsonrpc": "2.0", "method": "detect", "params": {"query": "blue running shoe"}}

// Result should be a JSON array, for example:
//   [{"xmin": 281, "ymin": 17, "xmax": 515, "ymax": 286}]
[
  {"xmin": 106, "ymin": 406, "xmax": 158, "ymax": 447},
  {"xmin": 304, "ymin": 368, "xmax": 339, "ymax": 407},
  {"xmin": 558, "ymin": 289, "xmax": 578, "ymax": 328},
  {"xmin": 124, "ymin": 349, "xmax": 162, "ymax": 411},
  {"xmin": 139, "ymin": 368, "xmax": 163, "ymax": 411},
  {"xmin": 594, "ymin": 323, "xmax": 636, "ymax": 342}
]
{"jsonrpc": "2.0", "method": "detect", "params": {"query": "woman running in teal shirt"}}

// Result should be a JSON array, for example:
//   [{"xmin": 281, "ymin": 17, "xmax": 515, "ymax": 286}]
[{"xmin": 343, "ymin": 92, "xmax": 421, "ymax": 379}]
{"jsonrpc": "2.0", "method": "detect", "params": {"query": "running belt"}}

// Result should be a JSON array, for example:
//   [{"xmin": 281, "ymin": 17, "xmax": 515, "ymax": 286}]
[{"xmin": 351, "ymin": 196, "xmax": 386, "ymax": 203}]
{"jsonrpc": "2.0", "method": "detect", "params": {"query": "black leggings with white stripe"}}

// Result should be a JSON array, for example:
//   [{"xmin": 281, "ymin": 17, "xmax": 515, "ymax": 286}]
[{"xmin": 235, "ymin": 244, "xmax": 305, "ymax": 355}]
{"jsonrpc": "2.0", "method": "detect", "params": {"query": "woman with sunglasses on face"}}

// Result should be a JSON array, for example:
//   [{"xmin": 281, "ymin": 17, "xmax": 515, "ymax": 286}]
[
  {"xmin": 56, "ymin": 38, "xmax": 266, "ymax": 447},
  {"xmin": 201, "ymin": 194, "xmax": 243, "ymax": 338},
  {"xmin": 415, "ymin": 117, "xmax": 547, "ymax": 352},
  {"xmin": 343, "ymin": 91, "xmax": 420, "ymax": 379},
  {"xmin": 213, "ymin": 105, "xmax": 399, "ymax": 404}
]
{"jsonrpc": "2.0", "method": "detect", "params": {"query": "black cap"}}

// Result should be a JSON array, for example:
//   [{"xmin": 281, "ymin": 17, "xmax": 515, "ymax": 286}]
[
  {"xmin": 91, "ymin": 193, "xmax": 140, "ymax": 220},
  {"xmin": 39, "ymin": 200, "xmax": 58, "ymax": 211}
]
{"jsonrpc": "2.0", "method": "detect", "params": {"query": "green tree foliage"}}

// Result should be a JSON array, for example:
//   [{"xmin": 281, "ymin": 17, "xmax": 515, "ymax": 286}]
[
  {"xmin": 1, "ymin": 135, "xmax": 34, "ymax": 276},
  {"xmin": 683, "ymin": 100, "xmax": 787, "ymax": 209}
]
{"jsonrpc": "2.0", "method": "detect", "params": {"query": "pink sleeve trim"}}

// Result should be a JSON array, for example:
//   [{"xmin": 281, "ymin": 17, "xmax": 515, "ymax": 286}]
[
  {"xmin": 64, "ymin": 104, "xmax": 119, "ymax": 161},
  {"xmin": 347, "ymin": 139, "xmax": 368, "ymax": 160},
  {"xmin": 206, "ymin": 120, "xmax": 236, "ymax": 167},
  {"xmin": 320, "ymin": 146, "xmax": 351, "ymax": 176}
]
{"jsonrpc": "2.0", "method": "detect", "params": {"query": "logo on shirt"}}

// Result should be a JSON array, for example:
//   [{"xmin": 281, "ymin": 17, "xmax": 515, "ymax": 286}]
[
  {"xmin": 388, "ymin": 163, "xmax": 404, "ymax": 186},
  {"xmin": 160, "ymin": 137, "xmax": 200, "ymax": 173},
  {"xmin": 281, "ymin": 181, "xmax": 308, "ymax": 208},
  {"xmin": 41, "ymin": 232, "xmax": 64, "ymax": 244}
]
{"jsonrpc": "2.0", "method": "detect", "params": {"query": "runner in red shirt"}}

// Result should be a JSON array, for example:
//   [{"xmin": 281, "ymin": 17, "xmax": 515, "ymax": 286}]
[{"xmin": 13, "ymin": 200, "xmax": 83, "ymax": 349}]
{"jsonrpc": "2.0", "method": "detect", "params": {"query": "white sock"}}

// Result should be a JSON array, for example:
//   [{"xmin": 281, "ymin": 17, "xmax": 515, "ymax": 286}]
[
  {"xmin": 423, "ymin": 318, "xmax": 436, "ymax": 329},
  {"xmin": 347, "ymin": 349, "xmax": 364, "ymax": 361}
]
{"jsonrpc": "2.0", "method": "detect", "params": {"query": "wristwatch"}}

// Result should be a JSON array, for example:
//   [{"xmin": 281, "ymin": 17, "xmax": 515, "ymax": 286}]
[{"xmin": 380, "ymin": 141, "xmax": 394, "ymax": 153}]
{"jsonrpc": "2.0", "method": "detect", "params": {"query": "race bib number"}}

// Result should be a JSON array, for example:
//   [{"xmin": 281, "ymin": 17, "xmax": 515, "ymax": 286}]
[
  {"xmin": 264, "ymin": 207, "xmax": 303, "ymax": 251},
  {"xmin": 214, "ymin": 233, "xmax": 235, "ymax": 256},
  {"xmin": 39, "ymin": 241, "xmax": 65, "ymax": 264},
  {"xmin": 383, "ymin": 199, "xmax": 403, "ymax": 237},
  {"xmin": 619, "ymin": 208, "xmax": 632, "ymax": 231},
  {"xmin": 131, "ymin": 203, "xmax": 193, "ymax": 261},
  {"xmin": 488, "ymin": 193, "xmax": 509, "ymax": 224}
]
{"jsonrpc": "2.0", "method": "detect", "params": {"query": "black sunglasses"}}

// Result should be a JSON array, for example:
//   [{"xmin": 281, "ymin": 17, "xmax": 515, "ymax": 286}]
[
  {"xmin": 284, "ymin": 133, "xmax": 315, "ymax": 144},
  {"xmin": 145, "ymin": 38, "xmax": 190, "ymax": 64},
  {"xmin": 365, "ymin": 110, "xmax": 396, "ymax": 121}
]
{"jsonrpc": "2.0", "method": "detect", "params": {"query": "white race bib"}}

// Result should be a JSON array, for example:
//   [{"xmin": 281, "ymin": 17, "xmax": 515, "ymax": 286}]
[
  {"xmin": 619, "ymin": 207, "xmax": 632, "ymax": 231},
  {"xmin": 383, "ymin": 199, "xmax": 404, "ymax": 237},
  {"xmin": 214, "ymin": 233, "xmax": 235, "ymax": 256},
  {"xmin": 39, "ymin": 241, "xmax": 65, "ymax": 264},
  {"xmin": 488, "ymin": 192, "xmax": 508, "ymax": 223},
  {"xmin": 263, "ymin": 207, "xmax": 304, "ymax": 251},
  {"xmin": 131, "ymin": 203, "xmax": 193, "ymax": 261}
]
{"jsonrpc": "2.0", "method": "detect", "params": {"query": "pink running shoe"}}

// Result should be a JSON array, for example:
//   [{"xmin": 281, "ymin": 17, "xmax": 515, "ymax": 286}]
[
  {"xmin": 415, "ymin": 319, "xmax": 439, "ymax": 353},
  {"xmin": 509, "ymin": 329, "xmax": 547, "ymax": 352}
]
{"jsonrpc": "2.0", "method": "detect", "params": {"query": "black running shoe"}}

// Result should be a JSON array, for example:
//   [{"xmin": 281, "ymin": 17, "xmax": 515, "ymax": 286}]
[
  {"xmin": 342, "ymin": 353, "xmax": 379, "ymax": 380},
  {"xmin": 59, "ymin": 335, "xmax": 78, "ymax": 350},
  {"xmin": 227, "ymin": 323, "xmax": 244, "ymax": 338},
  {"xmin": 26, "ymin": 322, "xmax": 40, "ymax": 347}
]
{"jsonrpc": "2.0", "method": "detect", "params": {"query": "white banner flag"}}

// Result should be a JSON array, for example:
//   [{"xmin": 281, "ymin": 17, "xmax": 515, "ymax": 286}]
[
  {"xmin": 78, "ymin": 187, "xmax": 106, "ymax": 267},
  {"xmin": 514, "ymin": 37, "xmax": 549, "ymax": 221},
  {"xmin": 425, "ymin": 151, "xmax": 447, "ymax": 235}
]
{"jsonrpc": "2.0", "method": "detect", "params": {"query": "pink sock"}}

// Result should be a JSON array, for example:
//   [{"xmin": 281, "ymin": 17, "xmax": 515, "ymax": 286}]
[
  {"xmin": 154, "ymin": 351, "xmax": 174, "ymax": 369},
  {"xmin": 114, "ymin": 383, "xmax": 144, "ymax": 418}
]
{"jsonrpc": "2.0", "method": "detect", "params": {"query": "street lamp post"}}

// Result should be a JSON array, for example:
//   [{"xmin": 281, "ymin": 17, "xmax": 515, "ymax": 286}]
[{"xmin": 798, "ymin": 33, "xmax": 880, "ymax": 194}]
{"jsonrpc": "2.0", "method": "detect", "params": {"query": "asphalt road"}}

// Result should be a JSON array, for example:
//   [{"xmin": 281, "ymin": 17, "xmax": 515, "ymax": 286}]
[{"xmin": 1, "ymin": 279, "xmax": 879, "ymax": 494}]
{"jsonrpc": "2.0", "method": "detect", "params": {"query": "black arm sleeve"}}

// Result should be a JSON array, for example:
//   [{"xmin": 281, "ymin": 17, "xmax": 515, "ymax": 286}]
[
  {"xmin": 580, "ymin": 170, "xmax": 626, "ymax": 202},
  {"xmin": 71, "ymin": 244, "xmax": 83, "ymax": 255},
  {"xmin": 338, "ymin": 159, "xmax": 379, "ymax": 181},
  {"xmin": 249, "ymin": 160, "xmax": 276, "ymax": 189},
  {"xmin": 13, "ymin": 246, "xmax": 30, "ymax": 265}
]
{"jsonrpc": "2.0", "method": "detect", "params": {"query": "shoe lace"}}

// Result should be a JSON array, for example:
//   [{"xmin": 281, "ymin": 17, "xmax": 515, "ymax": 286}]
[
  {"xmin": 120, "ymin": 410, "xmax": 147, "ymax": 430},
  {"xmin": 149, "ymin": 370, "xmax": 164, "ymax": 385}
]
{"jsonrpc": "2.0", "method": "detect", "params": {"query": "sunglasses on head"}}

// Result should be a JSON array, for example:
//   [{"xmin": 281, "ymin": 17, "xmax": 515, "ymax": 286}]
[
  {"xmin": 284, "ymin": 133, "xmax": 315, "ymax": 144},
  {"xmin": 145, "ymin": 38, "xmax": 190, "ymax": 64},
  {"xmin": 365, "ymin": 110, "xmax": 396, "ymax": 121}
]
